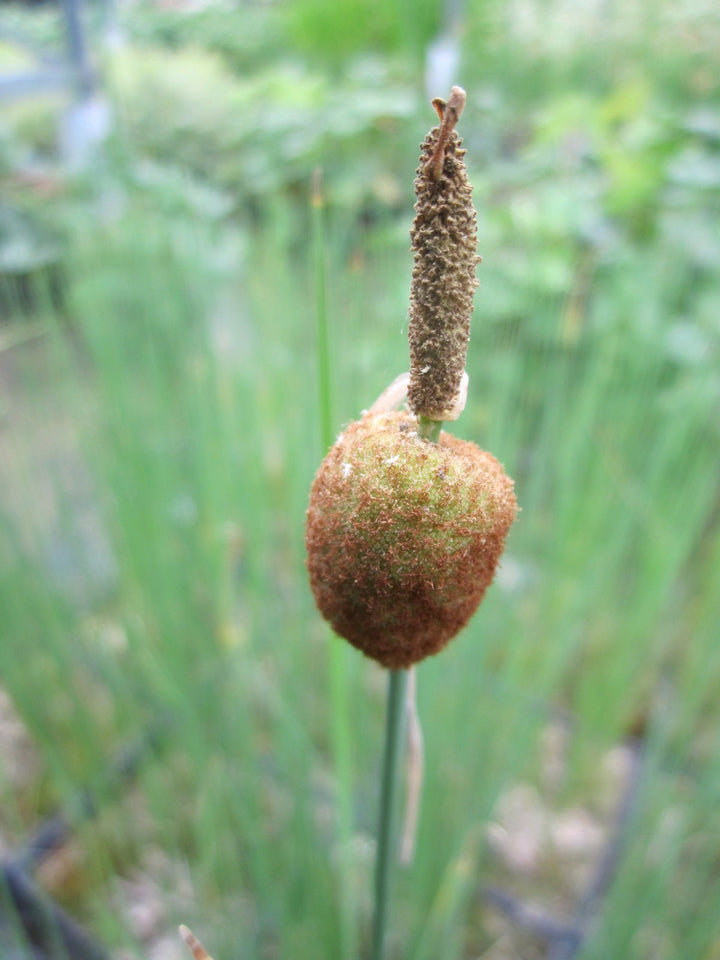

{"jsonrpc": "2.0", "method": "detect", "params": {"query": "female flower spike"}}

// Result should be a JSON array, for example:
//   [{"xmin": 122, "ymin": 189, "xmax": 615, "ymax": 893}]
[
  {"xmin": 306, "ymin": 411, "xmax": 516, "ymax": 668},
  {"xmin": 408, "ymin": 86, "xmax": 480, "ymax": 422},
  {"xmin": 305, "ymin": 88, "xmax": 517, "ymax": 669}
]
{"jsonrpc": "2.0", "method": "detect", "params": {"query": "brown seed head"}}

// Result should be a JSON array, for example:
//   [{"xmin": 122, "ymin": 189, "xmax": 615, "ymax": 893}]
[
  {"xmin": 305, "ymin": 411, "xmax": 517, "ymax": 668},
  {"xmin": 408, "ymin": 86, "xmax": 481, "ymax": 422}
]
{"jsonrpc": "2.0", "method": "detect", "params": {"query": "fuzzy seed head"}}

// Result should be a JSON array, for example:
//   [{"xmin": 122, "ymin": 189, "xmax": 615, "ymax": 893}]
[
  {"xmin": 408, "ymin": 92, "xmax": 480, "ymax": 421},
  {"xmin": 305, "ymin": 411, "xmax": 517, "ymax": 668}
]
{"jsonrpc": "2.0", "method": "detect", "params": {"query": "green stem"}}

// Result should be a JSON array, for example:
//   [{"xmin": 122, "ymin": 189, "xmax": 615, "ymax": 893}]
[
  {"xmin": 312, "ymin": 168, "xmax": 333, "ymax": 451},
  {"xmin": 371, "ymin": 415, "xmax": 439, "ymax": 958},
  {"xmin": 371, "ymin": 668, "xmax": 409, "ymax": 960},
  {"xmin": 312, "ymin": 169, "xmax": 357, "ymax": 960},
  {"xmin": 417, "ymin": 416, "xmax": 443, "ymax": 443}
]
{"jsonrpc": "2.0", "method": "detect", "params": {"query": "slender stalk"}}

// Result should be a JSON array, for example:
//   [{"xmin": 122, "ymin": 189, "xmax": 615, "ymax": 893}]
[
  {"xmin": 312, "ymin": 168, "xmax": 333, "ymax": 451},
  {"xmin": 417, "ymin": 416, "xmax": 443, "ymax": 443},
  {"xmin": 371, "ymin": 668, "xmax": 409, "ymax": 960},
  {"xmin": 312, "ymin": 168, "xmax": 358, "ymax": 960},
  {"xmin": 329, "ymin": 647, "xmax": 357, "ymax": 960},
  {"xmin": 370, "ymin": 378, "xmax": 442, "ymax": 959}
]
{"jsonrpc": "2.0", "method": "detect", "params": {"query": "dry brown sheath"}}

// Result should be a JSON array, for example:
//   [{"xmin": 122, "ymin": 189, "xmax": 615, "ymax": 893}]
[
  {"xmin": 408, "ymin": 85, "xmax": 480, "ymax": 421},
  {"xmin": 179, "ymin": 926, "xmax": 212, "ymax": 960}
]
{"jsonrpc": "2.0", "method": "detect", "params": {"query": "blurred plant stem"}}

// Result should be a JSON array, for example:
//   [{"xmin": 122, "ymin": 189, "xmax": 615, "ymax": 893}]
[
  {"xmin": 312, "ymin": 167, "xmax": 333, "ymax": 451},
  {"xmin": 371, "ymin": 668, "xmax": 409, "ymax": 960},
  {"xmin": 312, "ymin": 168, "xmax": 358, "ymax": 960},
  {"xmin": 417, "ymin": 416, "xmax": 443, "ymax": 442}
]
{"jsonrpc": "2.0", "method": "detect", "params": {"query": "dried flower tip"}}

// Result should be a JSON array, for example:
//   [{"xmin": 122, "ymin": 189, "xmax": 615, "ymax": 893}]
[
  {"xmin": 408, "ymin": 87, "xmax": 480, "ymax": 422},
  {"xmin": 179, "ymin": 925, "xmax": 213, "ymax": 960},
  {"xmin": 426, "ymin": 85, "xmax": 466, "ymax": 180}
]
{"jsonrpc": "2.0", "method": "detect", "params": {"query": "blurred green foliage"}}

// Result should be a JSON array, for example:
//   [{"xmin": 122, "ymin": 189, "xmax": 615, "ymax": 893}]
[
  {"xmin": 1, "ymin": 0, "xmax": 720, "ymax": 958},
  {"xmin": 107, "ymin": 46, "xmax": 418, "ymax": 212}
]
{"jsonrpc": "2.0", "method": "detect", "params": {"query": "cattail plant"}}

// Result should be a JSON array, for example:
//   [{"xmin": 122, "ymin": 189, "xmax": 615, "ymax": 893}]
[
  {"xmin": 305, "ymin": 86, "xmax": 517, "ymax": 958},
  {"xmin": 181, "ymin": 85, "xmax": 517, "ymax": 960}
]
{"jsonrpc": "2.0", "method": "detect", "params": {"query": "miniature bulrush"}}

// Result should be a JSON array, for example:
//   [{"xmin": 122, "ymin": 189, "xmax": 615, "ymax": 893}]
[{"xmin": 306, "ymin": 85, "xmax": 516, "ymax": 670}]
